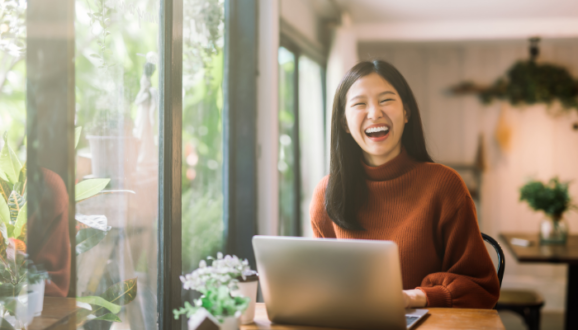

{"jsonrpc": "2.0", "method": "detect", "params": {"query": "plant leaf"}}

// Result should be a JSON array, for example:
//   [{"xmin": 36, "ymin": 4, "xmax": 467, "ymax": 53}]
[
  {"xmin": 0, "ymin": 134, "xmax": 22, "ymax": 184},
  {"xmin": 7, "ymin": 191, "xmax": 25, "ymax": 224},
  {"xmin": 75, "ymin": 227, "xmax": 109, "ymax": 255},
  {"xmin": 76, "ymin": 296, "xmax": 121, "ymax": 314},
  {"xmin": 0, "ymin": 196, "xmax": 9, "ymax": 226},
  {"xmin": 16, "ymin": 162, "xmax": 26, "ymax": 195},
  {"xmin": 75, "ymin": 214, "xmax": 108, "ymax": 231},
  {"xmin": 75, "ymin": 126, "xmax": 82, "ymax": 149},
  {"xmin": 0, "ymin": 223, "xmax": 7, "ymax": 260},
  {"xmin": 0, "ymin": 178, "xmax": 11, "ymax": 202},
  {"xmin": 75, "ymin": 179, "xmax": 111, "ymax": 203},
  {"xmin": 12, "ymin": 203, "xmax": 26, "ymax": 239},
  {"xmin": 100, "ymin": 278, "xmax": 138, "ymax": 307},
  {"xmin": 0, "ymin": 317, "xmax": 15, "ymax": 330},
  {"xmin": 92, "ymin": 313, "xmax": 122, "ymax": 322}
]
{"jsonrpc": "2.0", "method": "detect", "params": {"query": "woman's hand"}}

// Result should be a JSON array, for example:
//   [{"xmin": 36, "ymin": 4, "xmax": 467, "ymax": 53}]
[{"xmin": 402, "ymin": 289, "xmax": 428, "ymax": 308}]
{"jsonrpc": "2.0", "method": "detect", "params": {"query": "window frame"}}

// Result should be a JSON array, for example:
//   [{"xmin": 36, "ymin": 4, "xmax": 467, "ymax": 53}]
[{"xmin": 278, "ymin": 24, "xmax": 327, "ymax": 237}]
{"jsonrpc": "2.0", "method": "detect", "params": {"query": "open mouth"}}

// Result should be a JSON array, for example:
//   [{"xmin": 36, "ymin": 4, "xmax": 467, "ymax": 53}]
[{"xmin": 364, "ymin": 125, "xmax": 390, "ymax": 138}]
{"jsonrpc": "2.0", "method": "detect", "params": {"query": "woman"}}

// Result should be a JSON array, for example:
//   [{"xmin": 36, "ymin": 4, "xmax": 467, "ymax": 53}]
[{"xmin": 310, "ymin": 60, "xmax": 499, "ymax": 309}]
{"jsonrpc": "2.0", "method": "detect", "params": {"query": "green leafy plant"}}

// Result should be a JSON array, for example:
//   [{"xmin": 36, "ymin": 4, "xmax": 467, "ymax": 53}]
[
  {"xmin": 519, "ymin": 177, "xmax": 577, "ymax": 219},
  {"xmin": 450, "ymin": 60, "xmax": 578, "ymax": 112},
  {"xmin": 0, "ymin": 129, "xmax": 138, "ymax": 326},
  {"xmin": 174, "ymin": 253, "xmax": 250, "ymax": 323}
]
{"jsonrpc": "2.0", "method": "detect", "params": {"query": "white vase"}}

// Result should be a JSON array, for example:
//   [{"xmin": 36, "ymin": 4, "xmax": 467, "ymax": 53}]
[
  {"xmin": 231, "ymin": 279, "xmax": 259, "ymax": 324},
  {"xmin": 219, "ymin": 316, "xmax": 239, "ymax": 330},
  {"xmin": 29, "ymin": 280, "xmax": 45, "ymax": 316}
]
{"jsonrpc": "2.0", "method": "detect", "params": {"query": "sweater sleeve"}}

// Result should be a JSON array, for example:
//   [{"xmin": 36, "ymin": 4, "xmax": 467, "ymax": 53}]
[
  {"xmin": 309, "ymin": 176, "xmax": 336, "ymax": 238},
  {"xmin": 417, "ymin": 192, "xmax": 500, "ymax": 309}
]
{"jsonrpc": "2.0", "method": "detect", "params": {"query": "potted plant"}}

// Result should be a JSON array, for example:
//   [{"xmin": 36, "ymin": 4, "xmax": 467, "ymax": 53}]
[
  {"xmin": 520, "ymin": 177, "xmax": 577, "ymax": 244},
  {"xmin": 0, "ymin": 131, "xmax": 138, "ymax": 328},
  {"xmin": 175, "ymin": 253, "xmax": 258, "ymax": 329}
]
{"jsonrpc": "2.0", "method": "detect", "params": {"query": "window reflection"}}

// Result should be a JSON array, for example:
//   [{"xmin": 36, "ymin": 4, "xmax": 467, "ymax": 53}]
[{"xmin": 74, "ymin": 0, "xmax": 160, "ymax": 328}]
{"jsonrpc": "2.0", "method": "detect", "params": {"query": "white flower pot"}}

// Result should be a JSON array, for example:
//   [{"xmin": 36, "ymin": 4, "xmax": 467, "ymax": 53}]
[
  {"xmin": 29, "ymin": 280, "xmax": 45, "ymax": 316},
  {"xmin": 219, "ymin": 316, "xmax": 239, "ymax": 330},
  {"xmin": 231, "ymin": 278, "xmax": 259, "ymax": 325}
]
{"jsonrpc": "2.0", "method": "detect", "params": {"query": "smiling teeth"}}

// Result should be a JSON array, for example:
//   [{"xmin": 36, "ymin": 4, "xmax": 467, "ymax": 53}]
[{"xmin": 365, "ymin": 126, "xmax": 389, "ymax": 134}]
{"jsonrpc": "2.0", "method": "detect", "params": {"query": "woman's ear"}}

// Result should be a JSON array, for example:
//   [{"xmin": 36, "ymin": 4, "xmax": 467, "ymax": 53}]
[{"xmin": 404, "ymin": 107, "xmax": 410, "ymax": 124}]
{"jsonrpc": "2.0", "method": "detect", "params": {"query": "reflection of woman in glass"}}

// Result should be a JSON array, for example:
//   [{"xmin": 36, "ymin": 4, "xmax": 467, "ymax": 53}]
[{"xmin": 310, "ymin": 61, "xmax": 499, "ymax": 309}]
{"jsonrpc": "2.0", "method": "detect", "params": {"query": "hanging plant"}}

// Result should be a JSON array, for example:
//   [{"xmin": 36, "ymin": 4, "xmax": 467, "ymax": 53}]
[{"xmin": 450, "ymin": 38, "xmax": 578, "ymax": 112}]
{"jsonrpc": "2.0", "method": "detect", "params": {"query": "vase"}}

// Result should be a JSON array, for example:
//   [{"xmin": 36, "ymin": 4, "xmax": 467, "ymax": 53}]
[
  {"xmin": 29, "ymin": 280, "xmax": 45, "ymax": 316},
  {"xmin": 231, "ymin": 273, "xmax": 259, "ymax": 324},
  {"xmin": 219, "ymin": 316, "xmax": 240, "ymax": 330},
  {"xmin": 540, "ymin": 215, "xmax": 568, "ymax": 245}
]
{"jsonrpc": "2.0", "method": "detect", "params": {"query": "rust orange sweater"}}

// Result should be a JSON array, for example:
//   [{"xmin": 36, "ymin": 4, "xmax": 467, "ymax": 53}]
[{"xmin": 310, "ymin": 147, "xmax": 500, "ymax": 308}]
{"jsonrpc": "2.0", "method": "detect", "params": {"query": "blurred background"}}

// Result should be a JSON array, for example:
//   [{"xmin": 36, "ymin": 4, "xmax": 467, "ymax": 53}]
[{"xmin": 1, "ymin": 0, "xmax": 578, "ymax": 329}]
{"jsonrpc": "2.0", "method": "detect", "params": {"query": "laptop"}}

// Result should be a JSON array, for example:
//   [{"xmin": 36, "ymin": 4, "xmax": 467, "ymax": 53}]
[{"xmin": 252, "ymin": 236, "xmax": 428, "ymax": 329}]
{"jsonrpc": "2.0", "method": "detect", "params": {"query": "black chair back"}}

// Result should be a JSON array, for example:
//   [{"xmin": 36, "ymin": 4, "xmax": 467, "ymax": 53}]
[{"xmin": 482, "ymin": 233, "xmax": 505, "ymax": 288}]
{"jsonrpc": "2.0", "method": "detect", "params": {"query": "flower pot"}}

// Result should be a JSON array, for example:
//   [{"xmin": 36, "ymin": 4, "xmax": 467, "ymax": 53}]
[
  {"xmin": 540, "ymin": 215, "xmax": 568, "ymax": 245},
  {"xmin": 231, "ymin": 274, "xmax": 259, "ymax": 325},
  {"xmin": 219, "ymin": 316, "xmax": 240, "ymax": 330},
  {"xmin": 29, "ymin": 281, "xmax": 45, "ymax": 316}
]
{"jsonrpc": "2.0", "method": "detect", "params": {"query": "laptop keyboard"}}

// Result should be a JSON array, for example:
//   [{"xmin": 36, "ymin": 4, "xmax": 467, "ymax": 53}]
[{"xmin": 406, "ymin": 315, "xmax": 420, "ymax": 327}]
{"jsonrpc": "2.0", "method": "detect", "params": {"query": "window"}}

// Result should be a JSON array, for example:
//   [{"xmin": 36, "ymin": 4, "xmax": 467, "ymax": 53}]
[
  {"xmin": 74, "ymin": 0, "xmax": 160, "ymax": 327},
  {"xmin": 0, "ymin": 0, "xmax": 247, "ymax": 328},
  {"xmin": 277, "ymin": 44, "xmax": 326, "ymax": 237}
]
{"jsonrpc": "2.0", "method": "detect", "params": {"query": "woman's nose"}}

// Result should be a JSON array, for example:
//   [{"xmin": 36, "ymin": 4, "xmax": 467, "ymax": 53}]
[{"xmin": 367, "ymin": 101, "xmax": 383, "ymax": 120}]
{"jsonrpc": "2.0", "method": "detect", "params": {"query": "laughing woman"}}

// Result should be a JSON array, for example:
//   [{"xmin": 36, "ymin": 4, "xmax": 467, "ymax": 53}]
[{"xmin": 310, "ymin": 60, "xmax": 499, "ymax": 309}]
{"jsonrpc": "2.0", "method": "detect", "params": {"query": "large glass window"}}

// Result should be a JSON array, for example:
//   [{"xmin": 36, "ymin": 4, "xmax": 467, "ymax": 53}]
[
  {"xmin": 0, "ymin": 0, "xmax": 26, "ymax": 158},
  {"xmin": 298, "ymin": 56, "xmax": 325, "ymax": 238},
  {"xmin": 278, "ymin": 46, "xmax": 326, "ymax": 237},
  {"xmin": 277, "ymin": 46, "xmax": 297, "ymax": 237},
  {"xmin": 181, "ymin": 0, "xmax": 225, "ymax": 274},
  {"xmin": 74, "ymin": 0, "xmax": 160, "ymax": 328},
  {"xmin": 1, "ymin": 0, "xmax": 233, "ymax": 327}
]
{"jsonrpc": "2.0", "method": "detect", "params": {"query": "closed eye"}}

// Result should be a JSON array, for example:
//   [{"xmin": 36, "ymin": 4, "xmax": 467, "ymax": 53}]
[
  {"xmin": 380, "ymin": 99, "xmax": 394, "ymax": 103},
  {"xmin": 352, "ymin": 102, "xmax": 365, "ymax": 107}
]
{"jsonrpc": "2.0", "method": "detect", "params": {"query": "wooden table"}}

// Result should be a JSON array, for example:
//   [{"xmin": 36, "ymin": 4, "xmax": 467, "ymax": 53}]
[
  {"xmin": 500, "ymin": 233, "xmax": 578, "ymax": 330},
  {"xmin": 29, "ymin": 297, "xmax": 77, "ymax": 330},
  {"xmin": 241, "ymin": 303, "xmax": 505, "ymax": 329}
]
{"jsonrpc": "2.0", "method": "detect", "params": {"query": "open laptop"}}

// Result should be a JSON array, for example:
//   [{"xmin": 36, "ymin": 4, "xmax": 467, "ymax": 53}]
[{"xmin": 252, "ymin": 236, "xmax": 428, "ymax": 329}]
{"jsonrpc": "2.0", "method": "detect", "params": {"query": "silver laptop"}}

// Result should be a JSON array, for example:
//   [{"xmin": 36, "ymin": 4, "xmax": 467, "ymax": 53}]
[{"xmin": 253, "ymin": 236, "xmax": 428, "ymax": 329}]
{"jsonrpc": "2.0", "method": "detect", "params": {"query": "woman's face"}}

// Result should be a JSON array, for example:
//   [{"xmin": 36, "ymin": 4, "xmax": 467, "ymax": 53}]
[{"xmin": 344, "ymin": 72, "xmax": 408, "ymax": 166}]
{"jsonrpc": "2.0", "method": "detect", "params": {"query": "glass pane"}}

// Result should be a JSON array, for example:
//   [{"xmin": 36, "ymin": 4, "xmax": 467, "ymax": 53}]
[
  {"xmin": 75, "ymin": 0, "xmax": 160, "ymax": 328},
  {"xmin": 278, "ymin": 47, "xmax": 296, "ymax": 236},
  {"xmin": 181, "ymin": 0, "xmax": 225, "ymax": 275},
  {"xmin": 0, "ymin": 0, "xmax": 26, "ymax": 159},
  {"xmin": 298, "ymin": 56, "xmax": 325, "ymax": 238},
  {"xmin": 0, "ymin": 1, "xmax": 30, "ymax": 328}
]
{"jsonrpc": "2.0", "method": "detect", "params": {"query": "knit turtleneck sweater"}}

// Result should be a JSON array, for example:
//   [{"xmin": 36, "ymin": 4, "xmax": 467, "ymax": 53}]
[{"xmin": 309, "ymin": 147, "xmax": 500, "ymax": 309}]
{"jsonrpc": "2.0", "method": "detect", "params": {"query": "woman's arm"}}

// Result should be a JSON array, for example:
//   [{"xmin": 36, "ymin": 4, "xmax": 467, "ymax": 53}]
[{"xmin": 416, "ymin": 193, "xmax": 500, "ymax": 308}]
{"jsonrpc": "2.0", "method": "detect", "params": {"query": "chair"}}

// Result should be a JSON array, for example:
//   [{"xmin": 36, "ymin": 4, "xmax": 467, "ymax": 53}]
[
  {"xmin": 482, "ymin": 233, "xmax": 505, "ymax": 286},
  {"xmin": 482, "ymin": 233, "xmax": 544, "ymax": 330}
]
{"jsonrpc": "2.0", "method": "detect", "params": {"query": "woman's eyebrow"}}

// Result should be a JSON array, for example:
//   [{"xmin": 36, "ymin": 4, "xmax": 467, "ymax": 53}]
[
  {"xmin": 349, "ymin": 95, "xmax": 366, "ymax": 102},
  {"xmin": 378, "ymin": 91, "xmax": 396, "ymax": 97}
]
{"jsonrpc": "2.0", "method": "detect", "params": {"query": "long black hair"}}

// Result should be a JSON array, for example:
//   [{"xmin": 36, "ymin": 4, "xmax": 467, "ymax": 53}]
[{"xmin": 325, "ymin": 60, "xmax": 434, "ymax": 230}]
